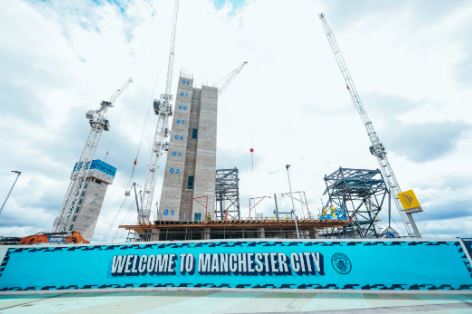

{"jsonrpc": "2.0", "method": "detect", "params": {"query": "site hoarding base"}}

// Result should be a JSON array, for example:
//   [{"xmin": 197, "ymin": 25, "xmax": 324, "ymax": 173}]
[{"xmin": 0, "ymin": 239, "xmax": 471, "ymax": 295}]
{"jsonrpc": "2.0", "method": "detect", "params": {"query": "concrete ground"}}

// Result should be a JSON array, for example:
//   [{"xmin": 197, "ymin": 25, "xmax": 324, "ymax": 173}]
[{"xmin": 0, "ymin": 291, "xmax": 471, "ymax": 313}]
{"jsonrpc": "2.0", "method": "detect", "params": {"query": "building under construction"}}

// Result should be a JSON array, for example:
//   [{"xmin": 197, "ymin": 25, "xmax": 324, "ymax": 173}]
[
  {"xmin": 123, "ymin": 162, "xmax": 350, "ymax": 241},
  {"xmin": 320, "ymin": 167, "xmax": 389, "ymax": 239},
  {"xmin": 121, "ymin": 218, "xmax": 349, "ymax": 241},
  {"xmin": 159, "ymin": 76, "xmax": 218, "ymax": 223},
  {"xmin": 119, "ymin": 9, "xmax": 422, "ymax": 242},
  {"xmin": 46, "ymin": 0, "xmax": 421, "ymax": 243},
  {"xmin": 54, "ymin": 159, "xmax": 116, "ymax": 241}
]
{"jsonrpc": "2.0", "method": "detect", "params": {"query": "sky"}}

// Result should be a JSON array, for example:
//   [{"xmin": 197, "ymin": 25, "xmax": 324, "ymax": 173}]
[{"xmin": 1, "ymin": 0, "xmax": 471, "ymax": 242}]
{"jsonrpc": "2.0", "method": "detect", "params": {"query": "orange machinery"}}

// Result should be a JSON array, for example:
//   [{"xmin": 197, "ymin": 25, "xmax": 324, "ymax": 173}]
[{"xmin": 0, "ymin": 231, "xmax": 89, "ymax": 245}]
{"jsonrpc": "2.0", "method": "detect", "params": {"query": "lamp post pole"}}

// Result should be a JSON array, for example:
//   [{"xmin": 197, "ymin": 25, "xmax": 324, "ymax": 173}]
[
  {"xmin": 0, "ymin": 170, "xmax": 21, "ymax": 215},
  {"xmin": 285, "ymin": 164, "xmax": 300, "ymax": 239}
]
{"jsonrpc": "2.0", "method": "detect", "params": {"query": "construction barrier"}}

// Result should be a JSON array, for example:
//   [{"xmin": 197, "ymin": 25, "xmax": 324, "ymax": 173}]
[
  {"xmin": 463, "ymin": 238, "xmax": 472, "ymax": 260},
  {"xmin": 0, "ymin": 239, "xmax": 471, "ymax": 294}
]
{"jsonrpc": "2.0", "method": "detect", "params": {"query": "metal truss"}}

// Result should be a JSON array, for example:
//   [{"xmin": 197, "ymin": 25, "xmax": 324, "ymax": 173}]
[
  {"xmin": 215, "ymin": 168, "xmax": 240, "ymax": 220},
  {"xmin": 323, "ymin": 167, "xmax": 389, "ymax": 238}
]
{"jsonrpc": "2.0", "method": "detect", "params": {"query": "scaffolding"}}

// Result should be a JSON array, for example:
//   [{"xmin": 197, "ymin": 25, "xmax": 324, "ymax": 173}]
[
  {"xmin": 215, "ymin": 168, "xmax": 240, "ymax": 220},
  {"xmin": 323, "ymin": 167, "xmax": 389, "ymax": 238},
  {"xmin": 248, "ymin": 195, "xmax": 271, "ymax": 218},
  {"xmin": 281, "ymin": 191, "xmax": 311, "ymax": 219}
]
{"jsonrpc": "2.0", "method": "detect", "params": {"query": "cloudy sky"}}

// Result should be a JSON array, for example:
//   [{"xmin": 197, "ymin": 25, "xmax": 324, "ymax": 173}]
[{"xmin": 1, "ymin": 0, "xmax": 471, "ymax": 242}]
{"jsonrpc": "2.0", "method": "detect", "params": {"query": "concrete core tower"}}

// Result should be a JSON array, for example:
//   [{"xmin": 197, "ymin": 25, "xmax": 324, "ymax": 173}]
[
  {"xmin": 53, "ymin": 159, "xmax": 116, "ymax": 241},
  {"xmin": 159, "ymin": 75, "xmax": 218, "ymax": 222}
]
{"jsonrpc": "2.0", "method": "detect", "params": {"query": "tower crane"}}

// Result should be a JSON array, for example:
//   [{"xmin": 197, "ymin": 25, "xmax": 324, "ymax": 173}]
[
  {"xmin": 319, "ymin": 13, "xmax": 421, "ymax": 238},
  {"xmin": 53, "ymin": 78, "xmax": 133, "ymax": 233},
  {"xmin": 138, "ymin": 0, "xmax": 180, "ymax": 225},
  {"xmin": 215, "ymin": 61, "xmax": 248, "ymax": 95}
]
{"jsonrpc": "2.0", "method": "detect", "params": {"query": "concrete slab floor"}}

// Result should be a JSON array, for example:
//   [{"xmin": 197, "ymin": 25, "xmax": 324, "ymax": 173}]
[{"xmin": 0, "ymin": 291, "xmax": 471, "ymax": 314}]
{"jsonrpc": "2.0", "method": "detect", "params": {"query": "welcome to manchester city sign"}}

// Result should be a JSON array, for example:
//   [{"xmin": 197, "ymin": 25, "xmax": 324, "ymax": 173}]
[
  {"xmin": 0, "ymin": 239, "xmax": 471, "ymax": 293},
  {"xmin": 111, "ymin": 251, "xmax": 325, "ymax": 276}
]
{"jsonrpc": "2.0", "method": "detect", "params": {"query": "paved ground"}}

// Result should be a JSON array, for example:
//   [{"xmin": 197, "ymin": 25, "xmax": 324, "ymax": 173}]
[{"xmin": 0, "ymin": 291, "xmax": 471, "ymax": 313}]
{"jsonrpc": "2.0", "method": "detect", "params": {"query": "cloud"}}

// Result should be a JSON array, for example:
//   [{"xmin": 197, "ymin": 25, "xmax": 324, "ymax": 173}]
[
  {"xmin": 383, "ymin": 120, "xmax": 470, "ymax": 162},
  {"xmin": 322, "ymin": 0, "xmax": 469, "ymax": 29},
  {"xmin": 354, "ymin": 93, "xmax": 472, "ymax": 162},
  {"xmin": 456, "ymin": 48, "xmax": 472, "ymax": 87},
  {"xmin": 363, "ymin": 93, "xmax": 418, "ymax": 118},
  {"xmin": 217, "ymin": 148, "xmax": 254, "ymax": 172},
  {"xmin": 422, "ymin": 199, "xmax": 472, "ymax": 221},
  {"xmin": 420, "ymin": 216, "xmax": 472, "ymax": 238}
]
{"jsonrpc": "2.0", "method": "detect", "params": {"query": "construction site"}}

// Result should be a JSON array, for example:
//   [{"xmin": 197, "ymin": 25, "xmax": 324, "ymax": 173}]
[
  {"xmin": 2, "ymin": 2, "xmax": 472, "ymax": 312},
  {"xmin": 0, "ymin": 0, "xmax": 430, "ymax": 248},
  {"xmin": 19, "ymin": 0, "xmax": 424, "ymax": 246}
]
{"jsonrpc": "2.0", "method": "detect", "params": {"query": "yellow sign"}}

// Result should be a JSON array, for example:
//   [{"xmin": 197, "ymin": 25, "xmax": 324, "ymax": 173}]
[{"xmin": 397, "ymin": 189, "xmax": 421, "ymax": 212}]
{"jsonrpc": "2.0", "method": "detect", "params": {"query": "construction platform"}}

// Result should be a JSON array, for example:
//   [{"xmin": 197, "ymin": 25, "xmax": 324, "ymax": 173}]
[{"xmin": 120, "ymin": 219, "xmax": 349, "ymax": 241}]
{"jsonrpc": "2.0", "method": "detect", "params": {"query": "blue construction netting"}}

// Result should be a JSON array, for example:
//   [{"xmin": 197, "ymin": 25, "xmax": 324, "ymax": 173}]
[{"xmin": 72, "ymin": 159, "xmax": 117, "ymax": 177}]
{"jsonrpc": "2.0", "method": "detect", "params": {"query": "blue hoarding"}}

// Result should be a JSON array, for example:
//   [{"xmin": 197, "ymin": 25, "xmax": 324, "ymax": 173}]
[
  {"xmin": 0, "ymin": 239, "xmax": 471, "ymax": 293},
  {"xmin": 463, "ymin": 238, "xmax": 472, "ymax": 261},
  {"xmin": 73, "ymin": 159, "xmax": 116, "ymax": 177}
]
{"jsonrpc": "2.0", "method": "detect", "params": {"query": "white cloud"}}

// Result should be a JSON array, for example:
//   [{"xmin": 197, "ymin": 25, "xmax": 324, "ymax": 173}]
[{"xmin": 1, "ymin": 0, "xmax": 471, "ymax": 241}]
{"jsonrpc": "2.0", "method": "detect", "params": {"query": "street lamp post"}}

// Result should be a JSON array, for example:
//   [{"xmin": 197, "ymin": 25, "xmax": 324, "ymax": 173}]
[
  {"xmin": 0, "ymin": 170, "xmax": 22, "ymax": 216},
  {"xmin": 285, "ymin": 164, "xmax": 300, "ymax": 239}
]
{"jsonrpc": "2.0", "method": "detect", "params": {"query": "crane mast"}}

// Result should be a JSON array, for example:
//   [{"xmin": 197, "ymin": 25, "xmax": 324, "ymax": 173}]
[
  {"xmin": 139, "ymin": 0, "xmax": 180, "ymax": 225},
  {"xmin": 319, "ymin": 13, "xmax": 421, "ymax": 238},
  {"xmin": 54, "ymin": 78, "xmax": 133, "ymax": 233}
]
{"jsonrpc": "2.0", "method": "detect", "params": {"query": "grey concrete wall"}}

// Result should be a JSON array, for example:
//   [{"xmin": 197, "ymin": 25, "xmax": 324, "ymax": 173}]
[
  {"xmin": 72, "ymin": 169, "xmax": 114, "ymax": 241},
  {"xmin": 159, "ymin": 77, "xmax": 193, "ymax": 221},
  {"xmin": 179, "ymin": 89, "xmax": 201, "ymax": 221},
  {"xmin": 159, "ymin": 78, "xmax": 218, "ymax": 223},
  {"xmin": 192, "ymin": 85, "xmax": 218, "ymax": 220}
]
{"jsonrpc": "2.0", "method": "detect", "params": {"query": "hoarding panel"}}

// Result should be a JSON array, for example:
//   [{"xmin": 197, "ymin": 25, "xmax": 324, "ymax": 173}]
[{"xmin": 0, "ymin": 240, "xmax": 471, "ymax": 293}]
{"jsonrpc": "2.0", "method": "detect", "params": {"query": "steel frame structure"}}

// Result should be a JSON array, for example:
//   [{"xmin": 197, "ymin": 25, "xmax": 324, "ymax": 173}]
[
  {"xmin": 323, "ymin": 167, "xmax": 388, "ymax": 238},
  {"xmin": 215, "ymin": 168, "xmax": 240, "ymax": 220}
]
